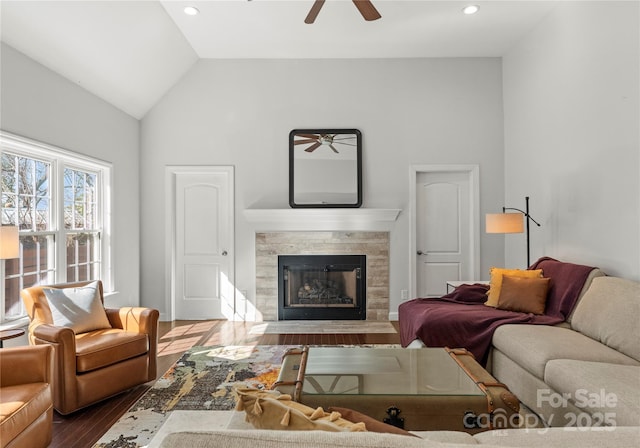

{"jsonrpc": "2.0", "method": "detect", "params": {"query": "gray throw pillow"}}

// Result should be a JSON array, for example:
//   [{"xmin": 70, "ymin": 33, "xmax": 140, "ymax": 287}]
[{"xmin": 44, "ymin": 281, "xmax": 111, "ymax": 333}]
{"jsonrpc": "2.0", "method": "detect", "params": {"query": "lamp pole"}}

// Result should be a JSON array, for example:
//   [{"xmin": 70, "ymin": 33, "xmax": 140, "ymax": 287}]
[{"xmin": 503, "ymin": 196, "xmax": 540, "ymax": 267}]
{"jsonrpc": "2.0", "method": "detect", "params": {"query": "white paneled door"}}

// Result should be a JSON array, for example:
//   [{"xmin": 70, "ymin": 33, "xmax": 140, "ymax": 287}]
[
  {"xmin": 171, "ymin": 166, "xmax": 234, "ymax": 320},
  {"xmin": 414, "ymin": 167, "xmax": 478, "ymax": 298}
]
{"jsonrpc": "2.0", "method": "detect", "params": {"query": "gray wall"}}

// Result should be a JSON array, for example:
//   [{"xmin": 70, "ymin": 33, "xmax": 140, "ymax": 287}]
[
  {"xmin": 140, "ymin": 58, "xmax": 505, "ymax": 319},
  {"xmin": 0, "ymin": 43, "xmax": 141, "ymax": 308},
  {"xmin": 503, "ymin": 2, "xmax": 640, "ymax": 279}
]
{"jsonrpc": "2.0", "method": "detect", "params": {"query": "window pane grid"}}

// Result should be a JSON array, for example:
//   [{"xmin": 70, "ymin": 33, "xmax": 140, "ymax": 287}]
[
  {"xmin": 65, "ymin": 168, "xmax": 97, "ymax": 231},
  {"xmin": 1, "ymin": 139, "xmax": 107, "ymax": 323},
  {"xmin": 4, "ymin": 235, "xmax": 56, "ymax": 320},
  {"xmin": 1, "ymin": 153, "xmax": 51, "ymax": 230},
  {"xmin": 66, "ymin": 232, "xmax": 101, "ymax": 283}
]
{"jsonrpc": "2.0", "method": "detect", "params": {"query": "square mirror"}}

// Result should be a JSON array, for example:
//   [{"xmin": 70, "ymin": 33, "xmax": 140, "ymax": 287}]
[{"xmin": 289, "ymin": 129, "xmax": 362, "ymax": 208}]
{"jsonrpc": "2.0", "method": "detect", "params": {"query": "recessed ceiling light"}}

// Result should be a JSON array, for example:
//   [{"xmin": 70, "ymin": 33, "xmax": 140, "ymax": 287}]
[
  {"xmin": 184, "ymin": 6, "xmax": 200, "ymax": 16},
  {"xmin": 462, "ymin": 5, "xmax": 480, "ymax": 15}
]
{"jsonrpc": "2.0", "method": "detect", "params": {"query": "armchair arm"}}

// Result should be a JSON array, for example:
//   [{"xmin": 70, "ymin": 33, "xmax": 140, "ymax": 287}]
[
  {"xmin": 32, "ymin": 323, "xmax": 76, "ymax": 346},
  {"xmin": 105, "ymin": 307, "xmax": 159, "ymax": 335},
  {"xmin": 106, "ymin": 307, "xmax": 160, "ymax": 381},
  {"xmin": 0, "ymin": 345, "xmax": 53, "ymax": 387},
  {"xmin": 29, "ymin": 323, "xmax": 80, "ymax": 413}
]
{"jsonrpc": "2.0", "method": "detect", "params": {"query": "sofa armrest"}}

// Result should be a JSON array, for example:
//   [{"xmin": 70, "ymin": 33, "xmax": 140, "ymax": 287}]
[{"xmin": 0, "ymin": 345, "xmax": 53, "ymax": 387}]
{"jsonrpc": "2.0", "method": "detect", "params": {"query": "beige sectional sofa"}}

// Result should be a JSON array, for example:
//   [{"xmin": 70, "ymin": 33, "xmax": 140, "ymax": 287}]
[
  {"xmin": 489, "ymin": 275, "xmax": 640, "ymax": 427},
  {"xmin": 152, "ymin": 410, "xmax": 640, "ymax": 448},
  {"xmin": 157, "ymin": 426, "xmax": 640, "ymax": 448}
]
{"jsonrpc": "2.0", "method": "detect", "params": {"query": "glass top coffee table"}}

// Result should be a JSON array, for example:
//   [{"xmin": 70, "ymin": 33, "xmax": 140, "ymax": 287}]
[
  {"xmin": 301, "ymin": 346, "xmax": 483, "ymax": 397},
  {"xmin": 273, "ymin": 346, "xmax": 520, "ymax": 432}
]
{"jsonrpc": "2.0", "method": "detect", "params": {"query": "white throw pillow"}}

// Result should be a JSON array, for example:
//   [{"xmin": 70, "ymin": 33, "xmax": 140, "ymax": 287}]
[{"xmin": 44, "ymin": 281, "xmax": 111, "ymax": 333}]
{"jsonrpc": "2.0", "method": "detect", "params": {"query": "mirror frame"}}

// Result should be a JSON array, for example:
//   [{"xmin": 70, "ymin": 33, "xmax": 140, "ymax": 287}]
[{"xmin": 289, "ymin": 129, "xmax": 362, "ymax": 208}]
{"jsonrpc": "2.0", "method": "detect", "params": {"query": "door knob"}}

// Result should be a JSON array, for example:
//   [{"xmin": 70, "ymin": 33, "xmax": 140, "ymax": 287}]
[
  {"xmin": 417, "ymin": 250, "xmax": 424, "ymax": 255},
  {"xmin": 222, "ymin": 250, "xmax": 228, "ymax": 256}
]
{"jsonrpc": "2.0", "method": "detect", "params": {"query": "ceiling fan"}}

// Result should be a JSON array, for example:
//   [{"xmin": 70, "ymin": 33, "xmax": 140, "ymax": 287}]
[
  {"xmin": 305, "ymin": 0, "xmax": 382, "ymax": 24},
  {"xmin": 294, "ymin": 133, "xmax": 356, "ymax": 153}
]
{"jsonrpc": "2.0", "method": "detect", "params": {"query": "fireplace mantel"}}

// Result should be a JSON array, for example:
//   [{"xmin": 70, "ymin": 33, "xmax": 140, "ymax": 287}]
[{"xmin": 244, "ymin": 208, "xmax": 401, "ymax": 231}]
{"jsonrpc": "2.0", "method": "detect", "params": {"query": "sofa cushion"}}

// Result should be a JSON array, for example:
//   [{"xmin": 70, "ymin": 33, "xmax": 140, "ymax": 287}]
[
  {"xmin": 234, "ymin": 388, "xmax": 366, "ymax": 432},
  {"xmin": 43, "ymin": 281, "xmax": 111, "ymax": 333},
  {"xmin": 565, "ymin": 268, "xmax": 606, "ymax": 323},
  {"xmin": 492, "ymin": 325, "xmax": 639, "ymax": 380},
  {"xmin": 75, "ymin": 329, "xmax": 148, "ymax": 373},
  {"xmin": 157, "ymin": 427, "xmax": 640, "ymax": 448},
  {"xmin": 157, "ymin": 429, "xmax": 478, "ymax": 448},
  {"xmin": 544, "ymin": 360, "xmax": 640, "ymax": 427},
  {"xmin": 413, "ymin": 430, "xmax": 477, "ymax": 444},
  {"xmin": 474, "ymin": 427, "xmax": 640, "ymax": 447},
  {"xmin": 570, "ymin": 277, "xmax": 640, "ymax": 362}
]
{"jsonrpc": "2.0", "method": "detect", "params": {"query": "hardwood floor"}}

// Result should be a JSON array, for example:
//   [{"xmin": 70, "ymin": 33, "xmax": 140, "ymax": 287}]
[{"xmin": 51, "ymin": 320, "xmax": 401, "ymax": 448}]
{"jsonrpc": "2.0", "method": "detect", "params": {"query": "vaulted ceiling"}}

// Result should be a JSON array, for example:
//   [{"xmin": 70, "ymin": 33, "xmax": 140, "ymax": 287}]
[{"xmin": 1, "ymin": 1, "xmax": 557, "ymax": 119}]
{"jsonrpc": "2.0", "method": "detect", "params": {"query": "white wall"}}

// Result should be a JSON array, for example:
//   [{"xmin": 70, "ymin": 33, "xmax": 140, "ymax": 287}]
[
  {"xmin": 0, "ymin": 43, "xmax": 141, "ymax": 307},
  {"xmin": 503, "ymin": 2, "xmax": 640, "ymax": 279},
  {"xmin": 141, "ymin": 58, "xmax": 505, "ymax": 319}
]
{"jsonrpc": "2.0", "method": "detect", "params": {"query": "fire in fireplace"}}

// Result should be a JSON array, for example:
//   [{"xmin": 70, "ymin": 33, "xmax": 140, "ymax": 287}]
[{"xmin": 278, "ymin": 254, "xmax": 366, "ymax": 320}]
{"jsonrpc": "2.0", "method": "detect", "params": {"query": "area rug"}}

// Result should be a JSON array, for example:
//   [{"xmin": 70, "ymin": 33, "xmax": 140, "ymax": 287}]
[
  {"xmin": 93, "ymin": 344, "xmax": 297, "ymax": 448},
  {"xmin": 249, "ymin": 320, "xmax": 397, "ymax": 335}
]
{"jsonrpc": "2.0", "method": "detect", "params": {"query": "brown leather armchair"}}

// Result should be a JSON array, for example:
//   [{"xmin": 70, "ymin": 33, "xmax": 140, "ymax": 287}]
[
  {"xmin": 21, "ymin": 280, "xmax": 159, "ymax": 415},
  {"xmin": 0, "ymin": 344, "xmax": 54, "ymax": 448}
]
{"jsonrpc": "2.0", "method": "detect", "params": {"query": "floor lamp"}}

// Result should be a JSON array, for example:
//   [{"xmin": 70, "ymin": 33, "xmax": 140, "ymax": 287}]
[
  {"xmin": 486, "ymin": 196, "xmax": 541, "ymax": 267},
  {"xmin": 0, "ymin": 226, "xmax": 20, "ymax": 322}
]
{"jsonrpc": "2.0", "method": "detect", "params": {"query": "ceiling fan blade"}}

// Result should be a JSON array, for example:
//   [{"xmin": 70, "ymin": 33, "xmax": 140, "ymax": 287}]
[
  {"xmin": 297, "ymin": 134, "xmax": 321, "ymax": 139},
  {"xmin": 304, "ymin": 142, "xmax": 322, "ymax": 152},
  {"xmin": 352, "ymin": 0, "xmax": 381, "ymax": 21},
  {"xmin": 305, "ymin": 0, "xmax": 326, "ymax": 24},
  {"xmin": 329, "ymin": 144, "xmax": 339, "ymax": 153},
  {"xmin": 294, "ymin": 138, "xmax": 319, "ymax": 145}
]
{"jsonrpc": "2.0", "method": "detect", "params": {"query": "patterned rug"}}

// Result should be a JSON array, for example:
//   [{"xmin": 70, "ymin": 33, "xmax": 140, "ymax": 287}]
[{"xmin": 93, "ymin": 344, "xmax": 297, "ymax": 448}]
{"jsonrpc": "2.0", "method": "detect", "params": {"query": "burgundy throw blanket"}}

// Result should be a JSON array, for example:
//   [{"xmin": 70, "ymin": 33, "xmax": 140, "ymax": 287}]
[{"xmin": 399, "ymin": 257, "xmax": 597, "ymax": 366}]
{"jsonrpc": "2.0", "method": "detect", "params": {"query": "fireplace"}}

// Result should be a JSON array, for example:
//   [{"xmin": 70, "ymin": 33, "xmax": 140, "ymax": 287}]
[
  {"xmin": 278, "ymin": 254, "xmax": 366, "ymax": 320},
  {"xmin": 255, "ymin": 231, "xmax": 390, "ymax": 321}
]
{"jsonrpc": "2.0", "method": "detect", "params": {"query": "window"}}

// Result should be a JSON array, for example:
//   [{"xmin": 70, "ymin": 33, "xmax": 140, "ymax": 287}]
[
  {"xmin": 64, "ymin": 167, "xmax": 101, "ymax": 282},
  {"xmin": 0, "ymin": 132, "xmax": 112, "ymax": 323}
]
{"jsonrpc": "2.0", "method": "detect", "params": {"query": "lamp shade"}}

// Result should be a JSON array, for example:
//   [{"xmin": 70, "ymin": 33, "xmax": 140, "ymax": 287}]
[
  {"xmin": 485, "ymin": 213, "xmax": 524, "ymax": 234},
  {"xmin": 0, "ymin": 226, "xmax": 19, "ymax": 259}
]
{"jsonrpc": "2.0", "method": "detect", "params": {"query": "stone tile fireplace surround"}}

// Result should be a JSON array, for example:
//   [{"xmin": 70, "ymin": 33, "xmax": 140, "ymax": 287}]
[
  {"xmin": 255, "ymin": 231, "xmax": 390, "ymax": 321},
  {"xmin": 246, "ymin": 208, "xmax": 400, "ymax": 321}
]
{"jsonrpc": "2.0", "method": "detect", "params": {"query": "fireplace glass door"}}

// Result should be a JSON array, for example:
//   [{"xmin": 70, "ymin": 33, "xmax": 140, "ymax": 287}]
[{"xmin": 278, "ymin": 255, "xmax": 366, "ymax": 320}]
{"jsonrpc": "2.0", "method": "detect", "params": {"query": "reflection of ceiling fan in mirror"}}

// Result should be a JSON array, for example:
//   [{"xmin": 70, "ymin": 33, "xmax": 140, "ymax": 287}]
[
  {"xmin": 305, "ymin": 0, "xmax": 382, "ymax": 24},
  {"xmin": 294, "ymin": 133, "xmax": 357, "ymax": 153}
]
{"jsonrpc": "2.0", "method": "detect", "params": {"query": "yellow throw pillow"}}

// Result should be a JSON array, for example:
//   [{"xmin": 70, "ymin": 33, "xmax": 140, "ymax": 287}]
[
  {"xmin": 496, "ymin": 275, "xmax": 551, "ymax": 315},
  {"xmin": 234, "ymin": 387, "xmax": 366, "ymax": 432},
  {"xmin": 485, "ymin": 268, "xmax": 543, "ymax": 307}
]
